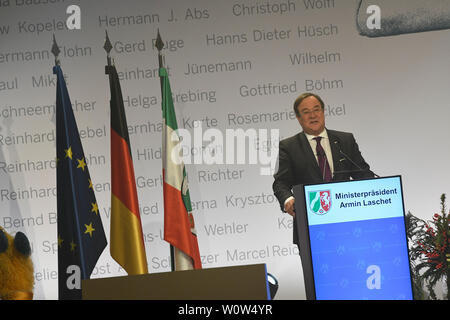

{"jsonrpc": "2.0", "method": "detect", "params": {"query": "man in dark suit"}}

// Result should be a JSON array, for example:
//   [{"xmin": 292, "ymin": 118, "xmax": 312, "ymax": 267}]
[
  {"xmin": 272, "ymin": 92, "xmax": 375, "ymax": 299},
  {"xmin": 273, "ymin": 92, "xmax": 375, "ymax": 222}
]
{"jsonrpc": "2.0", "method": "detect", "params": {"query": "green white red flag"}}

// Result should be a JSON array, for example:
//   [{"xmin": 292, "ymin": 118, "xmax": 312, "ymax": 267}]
[{"xmin": 159, "ymin": 66, "xmax": 202, "ymax": 270}]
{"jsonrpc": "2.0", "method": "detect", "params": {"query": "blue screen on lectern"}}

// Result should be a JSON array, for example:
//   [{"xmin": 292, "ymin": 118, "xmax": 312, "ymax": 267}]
[{"xmin": 304, "ymin": 176, "xmax": 413, "ymax": 300}]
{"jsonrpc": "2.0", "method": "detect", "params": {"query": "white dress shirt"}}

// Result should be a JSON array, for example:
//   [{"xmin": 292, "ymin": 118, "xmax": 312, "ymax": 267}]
[
  {"xmin": 304, "ymin": 129, "xmax": 334, "ymax": 176},
  {"xmin": 283, "ymin": 129, "xmax": 334, "ymax": 209}
]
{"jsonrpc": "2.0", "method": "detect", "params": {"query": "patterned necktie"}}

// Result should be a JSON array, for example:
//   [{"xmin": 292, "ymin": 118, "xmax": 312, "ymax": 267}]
[{"xmin": 313, "ymin": 137, "xmax": 332, "ymax": 182}]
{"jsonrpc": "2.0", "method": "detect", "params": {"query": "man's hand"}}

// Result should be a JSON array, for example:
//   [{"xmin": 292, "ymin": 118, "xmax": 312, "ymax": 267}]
[{"xmin": 284, "ymin": 198, "xmax": 295, "ymax": 217}]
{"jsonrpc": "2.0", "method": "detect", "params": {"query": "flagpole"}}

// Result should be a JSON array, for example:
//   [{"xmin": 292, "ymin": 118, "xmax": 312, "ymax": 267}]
[
  {"xmin": 52, "ymin": 34, "xmax": 108, "ymax": 299},
  {"xmin": 104, "ymin": 30, "xmax": 113, "ymax": 67},
  {"xmin": 51, "ymin": 34, "xmax": 61, "ymax": 66},
  {"xmin": 156, "ymin": 30, "xmax": 176, "ymax": 272},
  {"xmin": 52, "ymin": 34, "xmax": 90, "ymax": 281},
  {"xmin": 104, "ymin": 31, "xmax": 149, "ymax": 275},
  {"xmin": 156, "ymin": 29, "xmax": 166, "ymax": 105}
]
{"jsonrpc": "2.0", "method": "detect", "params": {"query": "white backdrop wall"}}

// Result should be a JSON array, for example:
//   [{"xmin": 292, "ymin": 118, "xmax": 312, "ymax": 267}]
[{"xmin": 0, "ymin": 0, "xmax": 449, "ymax": 299}]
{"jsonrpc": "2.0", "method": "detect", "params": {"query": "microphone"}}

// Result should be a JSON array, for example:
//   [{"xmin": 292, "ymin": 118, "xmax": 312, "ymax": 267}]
[{"xmin": 333, "ymin": 139, "xmax": 379, "ymax": 178}]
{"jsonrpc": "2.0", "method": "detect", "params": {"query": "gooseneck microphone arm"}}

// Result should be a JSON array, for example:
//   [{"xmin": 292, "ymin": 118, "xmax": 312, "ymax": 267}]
[{"xmin": 333, "ymin": 140, "xmax": 380, "ymax": 178}]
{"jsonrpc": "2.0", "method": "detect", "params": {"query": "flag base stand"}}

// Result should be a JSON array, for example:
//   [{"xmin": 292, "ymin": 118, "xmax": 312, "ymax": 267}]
[{"xmin": 82, "ymin": 263, "xmax": 270, "ymax": 300}]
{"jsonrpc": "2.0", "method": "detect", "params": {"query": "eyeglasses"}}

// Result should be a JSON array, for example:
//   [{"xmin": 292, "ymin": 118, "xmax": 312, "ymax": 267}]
[{"xmin": 299, "ymin": 106, "xmax": 322, "ymax": 117}]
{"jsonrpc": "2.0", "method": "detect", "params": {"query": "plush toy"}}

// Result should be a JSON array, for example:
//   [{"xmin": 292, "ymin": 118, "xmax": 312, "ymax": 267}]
[{"xmin": 0, "ymin": 227, "xmax": 34, "ymax": 300}]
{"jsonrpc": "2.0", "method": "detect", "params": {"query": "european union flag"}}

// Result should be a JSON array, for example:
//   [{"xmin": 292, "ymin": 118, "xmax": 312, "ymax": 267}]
[{"xmin": 55, "ymin": 65, "xmax": 107, "ymax": 300}]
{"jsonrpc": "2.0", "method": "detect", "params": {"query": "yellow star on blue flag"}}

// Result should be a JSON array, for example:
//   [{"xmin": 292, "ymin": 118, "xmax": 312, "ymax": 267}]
[{"xmin": 55, "ymin": 64, "xmax": 107, "ymax": 300}]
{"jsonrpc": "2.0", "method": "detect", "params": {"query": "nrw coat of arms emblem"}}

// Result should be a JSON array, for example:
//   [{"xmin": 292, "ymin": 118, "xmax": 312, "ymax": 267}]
[{"xmin": 309, "ymin": 190, "xmax": 332, "ymax": 215}]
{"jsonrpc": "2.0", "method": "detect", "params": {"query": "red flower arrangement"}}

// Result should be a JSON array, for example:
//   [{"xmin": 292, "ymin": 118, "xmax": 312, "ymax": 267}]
[{"xmin": 406, "ymin": 194, "xmax": 449, "ymax": 300}]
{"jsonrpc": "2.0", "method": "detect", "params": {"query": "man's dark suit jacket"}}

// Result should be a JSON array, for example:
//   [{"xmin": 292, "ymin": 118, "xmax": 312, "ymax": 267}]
[{"xmin": 272, "ymin": 128, "xmax": 375, "ymax": 245}]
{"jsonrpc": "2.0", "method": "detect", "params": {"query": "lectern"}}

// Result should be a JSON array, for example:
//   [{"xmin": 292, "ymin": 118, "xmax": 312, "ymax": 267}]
[
  {"xmin": 293, "ymin": 176, "xmax": 414, "ymax": 300},
  {"xmin": 82, "ymin": 263, "xmax": 271, "ymax": 300}
]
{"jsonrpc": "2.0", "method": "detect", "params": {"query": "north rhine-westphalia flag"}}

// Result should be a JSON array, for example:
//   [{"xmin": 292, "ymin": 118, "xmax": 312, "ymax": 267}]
[
  {"xmin": 106, "ymin": 63, "xmax": 148, "ymax": 275},
  {"xmin": 55, "ymin": 65, "xmax": 107, "ymax": 300},
  {"xmin": 159, "ymin": 67, "xmax": 202, "ymax": 270}
]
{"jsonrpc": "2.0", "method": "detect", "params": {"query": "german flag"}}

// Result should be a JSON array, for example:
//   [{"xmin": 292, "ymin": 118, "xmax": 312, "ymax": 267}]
[{"xmin": 106, "ymin": 63, "xmax": 148, "ymax": 275}]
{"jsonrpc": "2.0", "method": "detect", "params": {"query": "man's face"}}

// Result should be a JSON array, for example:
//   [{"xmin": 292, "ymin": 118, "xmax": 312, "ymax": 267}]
[{"xmin": 296, "ymin": 96, "xmax": 325, "ymax": 136}]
